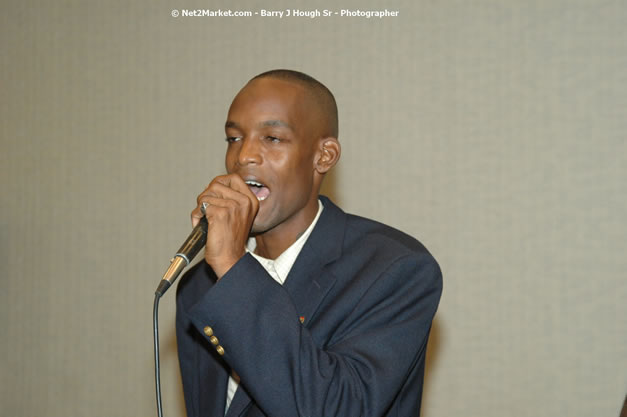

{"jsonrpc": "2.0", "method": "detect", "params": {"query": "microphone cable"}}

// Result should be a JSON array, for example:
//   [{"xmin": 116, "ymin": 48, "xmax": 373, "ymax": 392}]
[
  {"xmin": 153, "ymin": 215, "xmax": 208, "ymax": 417},
  {"xmin": 153, "ymin": 292, "xmax": 164, "ymax": 417}
]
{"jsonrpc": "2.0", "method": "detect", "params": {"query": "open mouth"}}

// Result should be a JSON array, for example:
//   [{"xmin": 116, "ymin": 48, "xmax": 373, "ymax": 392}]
[{"xmin": 245, "ymin": 180, "xmax": 270, "ymax": 201}]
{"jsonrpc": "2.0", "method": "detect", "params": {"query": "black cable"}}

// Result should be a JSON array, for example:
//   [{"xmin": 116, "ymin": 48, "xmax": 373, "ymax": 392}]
[
  {"xmin": 153, "ymin": 292, "xmax": 164, "ymax": 417},
  {"xmin": 153, "ymin": 216, "xmax": 207, "ymax": 416}
]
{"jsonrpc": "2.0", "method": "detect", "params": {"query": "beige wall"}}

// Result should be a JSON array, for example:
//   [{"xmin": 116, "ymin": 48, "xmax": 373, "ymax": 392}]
[{"xmin": 1, "ymin": 1, "xmax": 626, "ymax": 416}]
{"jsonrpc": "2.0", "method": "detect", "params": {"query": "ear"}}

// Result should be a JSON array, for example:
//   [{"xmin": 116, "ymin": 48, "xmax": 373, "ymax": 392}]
[{"xmin": 314, "ymin": 137, "xmax": 341, "ymax": 174}]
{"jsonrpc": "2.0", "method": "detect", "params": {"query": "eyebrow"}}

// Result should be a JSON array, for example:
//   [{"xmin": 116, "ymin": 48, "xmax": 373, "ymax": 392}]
[
  {"xmin": 260, "ymin": 120, "xmax": 292, "ymax": 129},
  {"xmin": 224, "ymin": 120, "xmax": 293, "ymax": 130}
]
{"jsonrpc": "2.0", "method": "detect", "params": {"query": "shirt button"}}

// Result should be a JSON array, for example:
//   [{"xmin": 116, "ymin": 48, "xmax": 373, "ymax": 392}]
[
  {"xmin": 209, "ymin": 336, "xmax": 219, "ymax": 346},
  {"xmin": 203, "ymin": 326, "xmax": 213, "ymax": 337},
  {"xmin": 216, "ymin": 345, "xmax": 225, "ymax": 356}
]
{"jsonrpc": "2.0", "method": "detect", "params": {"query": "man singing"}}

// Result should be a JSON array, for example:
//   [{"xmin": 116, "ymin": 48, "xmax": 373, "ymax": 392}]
[{"xmin": 176, "ymin": 69, "xmax": 442, "ymax": 416}]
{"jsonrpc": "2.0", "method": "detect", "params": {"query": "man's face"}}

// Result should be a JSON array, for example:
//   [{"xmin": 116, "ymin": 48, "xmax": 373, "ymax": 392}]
[{"xmin": 224, "ymin": 77, "xmax": 320, "ymax": 235}]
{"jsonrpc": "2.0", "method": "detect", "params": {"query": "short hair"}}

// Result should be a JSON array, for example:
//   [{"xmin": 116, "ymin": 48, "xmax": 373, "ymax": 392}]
[{"xmin": 251, "ymin": 69, "xmax": 339, "ymax": 138}]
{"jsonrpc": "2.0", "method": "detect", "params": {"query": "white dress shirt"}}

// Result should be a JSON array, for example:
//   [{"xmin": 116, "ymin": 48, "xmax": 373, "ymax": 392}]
[{"xmin": 224, "ymin": 200, "xmax": 324, "ymax": 414}]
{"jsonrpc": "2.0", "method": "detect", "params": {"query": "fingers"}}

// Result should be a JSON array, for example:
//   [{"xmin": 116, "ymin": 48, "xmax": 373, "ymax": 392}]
[
  {"xmin": 190, "ymin": 174, "xmax": 258, "ymax": 228},
  {"xmin": 214, "ymin": 174, "xmax": 250, "ymax": 195},
  {"xmin": 191, "ymin": 201, "xmax": 209, "ymax": 228},
  {"xmin": 211, "ymin": 175, "xmax": 257, "ymax": 204}
]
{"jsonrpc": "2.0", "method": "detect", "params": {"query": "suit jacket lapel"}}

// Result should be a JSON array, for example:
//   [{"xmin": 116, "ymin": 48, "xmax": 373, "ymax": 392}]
[
  {"xmin": 223, "ymin": 197, "xmax": 346, "ymax": 417},
  {"xmin": 283, "ymin": 196, "xmax": 345, "ymax": 325}
]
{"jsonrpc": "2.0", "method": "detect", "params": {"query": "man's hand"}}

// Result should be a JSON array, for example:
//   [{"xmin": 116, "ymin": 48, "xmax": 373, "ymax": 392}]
[{"xmin": 191, "ymin": 174, "xmax": 259, "ymax": 279}]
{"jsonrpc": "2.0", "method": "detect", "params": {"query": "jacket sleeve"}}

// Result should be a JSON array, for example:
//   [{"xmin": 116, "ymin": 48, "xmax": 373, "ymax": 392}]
[
  {"xmin": 176, "ymin": 290, "xmax": 200, "ymax": 417},
  {"xmin": 183, "ymin": 252, "xmax": 442, "ymax": 417},
  {"xmin": 176, "ymin": 263, "xmax": 228, "ymax": 417}
]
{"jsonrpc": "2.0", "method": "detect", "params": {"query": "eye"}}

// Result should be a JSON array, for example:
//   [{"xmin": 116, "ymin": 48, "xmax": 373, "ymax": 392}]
[
  {"xmin": 225, "ymin": 136, "xmax": 241, "ymax": 143},
  {"xmin": 266, "ymin": 136, "xmax": 281, "ymax": 143}
]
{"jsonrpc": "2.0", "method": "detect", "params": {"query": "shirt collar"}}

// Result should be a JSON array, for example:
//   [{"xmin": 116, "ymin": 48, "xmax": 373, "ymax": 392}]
[{"xmin": 246, "ymin": 200, "xmax": 324, "ymax": 285}]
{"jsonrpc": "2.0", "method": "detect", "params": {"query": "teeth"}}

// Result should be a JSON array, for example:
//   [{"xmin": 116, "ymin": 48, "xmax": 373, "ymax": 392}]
[{"xmin": 244, "ymin": 180, "xmax": 269, "ymax": 201}]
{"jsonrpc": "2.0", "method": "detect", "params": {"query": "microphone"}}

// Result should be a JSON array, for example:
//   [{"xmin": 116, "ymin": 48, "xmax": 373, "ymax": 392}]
[{"xmin": 155, "ymin": 216, "xmax": 208, "ymax": 297}]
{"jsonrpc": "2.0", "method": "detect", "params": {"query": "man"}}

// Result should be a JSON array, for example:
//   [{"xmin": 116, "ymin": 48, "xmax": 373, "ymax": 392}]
[{"xmin": 176, "ymin": 69, "xmax": 442, "ymax": 417}]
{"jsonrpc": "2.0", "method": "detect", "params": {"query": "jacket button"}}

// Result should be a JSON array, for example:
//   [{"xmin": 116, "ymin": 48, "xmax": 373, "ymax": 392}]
[
  {"xmin": 203, "ymin": 326, "xmax": 213, "ymax": 337},
  {"xmin": 216, "ymin": 345, "xmax": 225, "ymax": 356},
  {"xmin": 209, "ymin": 336, "xmax": 219, "ymax": 346}
]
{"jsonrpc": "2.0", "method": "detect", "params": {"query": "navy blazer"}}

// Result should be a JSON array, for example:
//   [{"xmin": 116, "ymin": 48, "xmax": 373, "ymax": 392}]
[{"xmin": 176, "ymin": 196, "xmax": 442, "ymax": 417}]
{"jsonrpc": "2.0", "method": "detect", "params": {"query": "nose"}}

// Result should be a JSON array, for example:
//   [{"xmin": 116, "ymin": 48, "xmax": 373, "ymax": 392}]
[{"xmin": 236, "ymin": 137, "xmax": 262, "ymax": 166}]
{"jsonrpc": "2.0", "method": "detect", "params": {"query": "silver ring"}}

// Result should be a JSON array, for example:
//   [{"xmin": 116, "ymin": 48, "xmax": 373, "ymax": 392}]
[{"xmin": 200, "ymin": 201, "xmax": 209, "ymax": 215}]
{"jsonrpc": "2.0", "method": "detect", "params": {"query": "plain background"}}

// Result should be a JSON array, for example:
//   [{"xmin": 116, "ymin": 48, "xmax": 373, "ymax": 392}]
[{"xmin": 1, "ymin": 1, "xmax": 626, "ymax": 416}]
